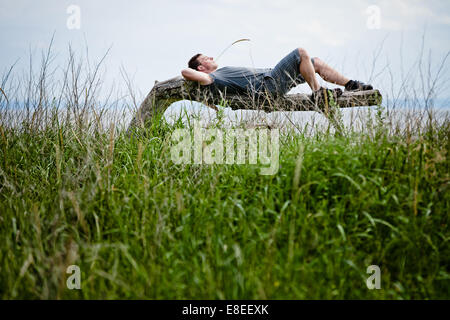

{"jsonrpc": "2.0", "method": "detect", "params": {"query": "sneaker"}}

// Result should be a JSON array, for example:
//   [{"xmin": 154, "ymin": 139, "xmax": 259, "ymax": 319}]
[
  {"xmin": 310, "ymin": 87, "xmax": 342, "ymax": 104},
  {"xmin": 345, "ymin": 80, "xmax": 373, "ymax": 92}
]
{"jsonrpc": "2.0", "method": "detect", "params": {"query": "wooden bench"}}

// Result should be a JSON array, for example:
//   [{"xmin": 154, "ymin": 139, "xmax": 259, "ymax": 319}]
[{"xmin": 127, "ymin": 76, "xmax": 382, "ymax": 133}]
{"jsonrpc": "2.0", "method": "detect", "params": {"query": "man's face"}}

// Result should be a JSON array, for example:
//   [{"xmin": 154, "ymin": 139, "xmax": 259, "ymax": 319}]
[{"xmin": 197, "ymin": 55, "xmax": 218, "ymax": 73}]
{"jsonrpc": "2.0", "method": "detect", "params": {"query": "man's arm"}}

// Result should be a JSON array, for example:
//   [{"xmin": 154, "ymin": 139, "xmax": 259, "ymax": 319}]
[{"xmin": 181, "ymin": 68, "xmax": 213, "ymax": 85}]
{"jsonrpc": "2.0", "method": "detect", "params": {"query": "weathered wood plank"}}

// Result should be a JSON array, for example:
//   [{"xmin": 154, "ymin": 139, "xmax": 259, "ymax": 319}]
[{"xmin": 127, "ymin": 76, "xmax": 382, "ymax": 132}]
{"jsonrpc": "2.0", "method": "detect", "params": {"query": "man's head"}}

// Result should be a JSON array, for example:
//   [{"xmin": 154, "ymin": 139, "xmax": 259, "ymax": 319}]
[{"xmin": 188, "ymin": 53, "xmax": 218, "ymax": 73}]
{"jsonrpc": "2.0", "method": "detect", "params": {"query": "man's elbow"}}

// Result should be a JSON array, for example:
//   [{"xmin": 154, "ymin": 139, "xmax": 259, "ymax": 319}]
[{"xmin": 181, "ymin": 69, "xmax": 190, "ymax": 80}]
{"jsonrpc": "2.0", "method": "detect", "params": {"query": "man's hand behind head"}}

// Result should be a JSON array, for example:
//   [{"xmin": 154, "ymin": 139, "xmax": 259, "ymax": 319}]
[{"xmin": 181, "ymin": 68, "xmax": 213, "ymax": 85}]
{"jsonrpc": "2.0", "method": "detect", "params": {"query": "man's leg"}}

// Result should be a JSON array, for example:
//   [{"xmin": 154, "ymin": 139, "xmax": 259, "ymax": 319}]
[
  {"xmin": 298, "ymin": 48, "xmax": 350, "ymax": 87},
  {"xmin": 311, "ymin": 56, "xmax": 349, "ymax": 86},
  {"xmin": 297, "ymin": 48, "xmax": 372, "ymax": 94},
  {"xmin": 298, "ymin": 48, "xmax": 321, "ymax": 91}
]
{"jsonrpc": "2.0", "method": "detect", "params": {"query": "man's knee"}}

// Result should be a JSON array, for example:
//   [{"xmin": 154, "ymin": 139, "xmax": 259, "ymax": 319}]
[
  {"xmin": 297, "ymin": 47, "xmax": 310, "ymax": 59},
  {"xmin": 298, "ymin": 48, "xmax": 319, "ymax": 70}
]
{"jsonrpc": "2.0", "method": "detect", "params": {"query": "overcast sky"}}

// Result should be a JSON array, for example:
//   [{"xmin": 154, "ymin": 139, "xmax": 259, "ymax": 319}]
[{"xmin": 1, "ymin": 0, "xmax": 450, "ymax": 102}]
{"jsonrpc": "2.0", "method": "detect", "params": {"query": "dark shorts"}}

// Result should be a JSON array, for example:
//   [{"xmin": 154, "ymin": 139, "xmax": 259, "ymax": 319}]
[{"xmin": 259, "ymin": 49, "xmax": 315, "ymax": 96}]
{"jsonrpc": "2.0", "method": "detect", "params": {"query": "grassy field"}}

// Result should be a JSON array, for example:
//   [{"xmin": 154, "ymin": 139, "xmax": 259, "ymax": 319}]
[{"xmin": 0, "ymin": 105, "xmax": 449, "ymax": 299}]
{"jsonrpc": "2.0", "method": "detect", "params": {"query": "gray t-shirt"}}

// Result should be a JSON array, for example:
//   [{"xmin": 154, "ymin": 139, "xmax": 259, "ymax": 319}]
[{"xmin": 209, "ymin": 66, "xmax": 272, "ymax": 94}]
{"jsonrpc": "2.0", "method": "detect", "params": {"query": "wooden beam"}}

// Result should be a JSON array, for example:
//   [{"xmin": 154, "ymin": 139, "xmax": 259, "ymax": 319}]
[{"xmin": 127, "ymin": 76, "xmax": 382, "ymax": 132}]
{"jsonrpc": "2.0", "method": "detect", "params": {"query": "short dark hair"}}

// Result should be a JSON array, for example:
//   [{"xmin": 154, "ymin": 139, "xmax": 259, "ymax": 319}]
[{"xmin": 188, "ymin": 53, "xmax": 202, "ymax": 70}]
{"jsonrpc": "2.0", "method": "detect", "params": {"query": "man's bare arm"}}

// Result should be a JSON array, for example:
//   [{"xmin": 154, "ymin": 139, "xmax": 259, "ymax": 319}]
[{"xmin": 181, "ymin": 68, "xmax": 213, "ymax": 85}]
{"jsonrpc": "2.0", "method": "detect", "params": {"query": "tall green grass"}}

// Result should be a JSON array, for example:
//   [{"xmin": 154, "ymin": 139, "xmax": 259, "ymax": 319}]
[
  {"xmin": 1, "ymin": 112, "xmax": 448, "ymax": 299},
  {"xmin": 0, "ymin": 41, "xmax": 449, "ymax": 299}
]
